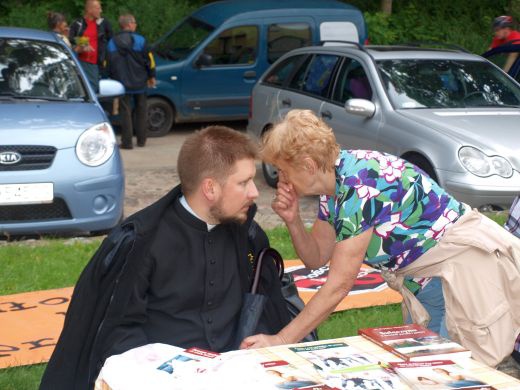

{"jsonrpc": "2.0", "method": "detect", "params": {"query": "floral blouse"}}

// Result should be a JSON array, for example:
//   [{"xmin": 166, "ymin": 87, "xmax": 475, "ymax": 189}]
[{"xmin": 318, "ymin": 150, "xmax": 465, "ymax": 271}]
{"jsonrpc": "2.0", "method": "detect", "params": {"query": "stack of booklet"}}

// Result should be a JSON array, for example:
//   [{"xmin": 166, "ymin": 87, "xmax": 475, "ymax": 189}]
[{"xmin": 96, "ymin": 324, "xmax": 510, "ymax": 390}]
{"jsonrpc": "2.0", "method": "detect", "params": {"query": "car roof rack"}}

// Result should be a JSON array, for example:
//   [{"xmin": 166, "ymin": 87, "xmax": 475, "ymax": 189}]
[
  {"xmin": 319, "ymin": 40, "xmax": 367, "ymax": 52},
  {"xmin": 398, "ymin": 40, "xmax": 470, "ymax": 53}
]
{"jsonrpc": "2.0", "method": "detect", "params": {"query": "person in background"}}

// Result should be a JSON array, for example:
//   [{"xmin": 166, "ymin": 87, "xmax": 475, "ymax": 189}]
[
  {"xmin": 107, "ymin": 14, "xmax": 155, "ymax": 149},
  {"xmin": 47, "ymin": 11, "xmax": 71, "ymax": 48},
  {"xmin": 490, "ymin": 15, "xmax": 520, "ymax": 73},
  {"xmin": 69, "ymin": 0, "xmax": 112, "ymax": 90},
  {"xmin": 505, "ymin": 195, "xmax": 520, "ymax": 239},
  {"xmin": 241, "ymin": 109, "xmax": 520, "ymax": 372}
]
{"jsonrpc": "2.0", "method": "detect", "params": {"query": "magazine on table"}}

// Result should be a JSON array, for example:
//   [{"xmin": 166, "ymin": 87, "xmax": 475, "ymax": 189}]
[
  {"xmin": 289, "ymin": 341, "xmax": 381, "ymax": 377},
  {"xmin": 257, "ymin": 359, "xmax": 323, "ymax": 389},
  {"xmin": 359, "ymin": 324, "xmax": 471, "ymax": 361},
  {"xmin": 389, "ymin": 360, "xmax": 496, "ymax": 390},
  {"xmin": 156, "ymin": 346, "xmax": 220, "ymax": 375},
  {"xmin": 324, "ymin": 364, "xmax": 404, "ymax": 390}
]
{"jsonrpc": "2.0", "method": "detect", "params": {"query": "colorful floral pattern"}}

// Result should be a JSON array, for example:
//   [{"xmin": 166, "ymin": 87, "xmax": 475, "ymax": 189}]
[{"xmin": 318, "ymin": 150, "xmax": 465, "ymax": 270}]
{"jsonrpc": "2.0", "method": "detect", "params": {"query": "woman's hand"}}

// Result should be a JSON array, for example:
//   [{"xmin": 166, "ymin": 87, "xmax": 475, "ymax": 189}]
[
  {"xmin": 272, "ymin": 175, "xmax": 299, "ymax": 225},
  {"xmin": 239, "ymin": 333, "xmax": 286, "ymax": 350}
]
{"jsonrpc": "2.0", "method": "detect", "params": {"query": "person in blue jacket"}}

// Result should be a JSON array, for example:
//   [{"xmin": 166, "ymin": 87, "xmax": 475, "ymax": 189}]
[{"xmin": 107, "ymin": 14, "xmax": 156, "ymax": 149}]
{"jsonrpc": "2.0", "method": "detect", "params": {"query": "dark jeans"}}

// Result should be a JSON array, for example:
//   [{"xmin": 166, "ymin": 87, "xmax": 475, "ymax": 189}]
[
  {"xmin": 120, "ymin": 93, "xmax": 147, "ymax": 147},
  {"xmin": 79, "ymin": 61, "xmax": 99, "ymax": 92}
]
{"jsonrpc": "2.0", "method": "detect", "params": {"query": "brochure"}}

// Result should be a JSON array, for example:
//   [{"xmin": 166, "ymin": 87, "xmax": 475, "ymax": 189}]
[
  {"xmin": 359, "ymin": 324, "xmax": 471, "ymax": 361},
  {"xmin": 389, "ymin": 360, "xmax": 496, "ymax": 389}
]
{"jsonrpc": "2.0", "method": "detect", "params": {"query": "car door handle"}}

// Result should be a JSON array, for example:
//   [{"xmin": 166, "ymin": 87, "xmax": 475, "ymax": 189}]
[
  {"xmin": 281, "ymin": 98, "xmax": 291, "ymax": 107},
  {"xmin": 321, "ymin": 110, "xmax": 332, "ymax": 120},
  {"xmin": 243, "ymin": 70, "xmax": 256, "ymax": 79}
]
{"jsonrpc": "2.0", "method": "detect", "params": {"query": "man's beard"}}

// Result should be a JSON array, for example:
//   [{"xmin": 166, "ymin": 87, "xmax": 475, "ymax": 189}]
[{"xmin": 209, "ymin": 201, "xmax": 250, "ymax": 225}]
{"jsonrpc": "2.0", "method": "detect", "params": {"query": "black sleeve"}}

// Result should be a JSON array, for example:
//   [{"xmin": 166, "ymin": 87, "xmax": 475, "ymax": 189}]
[
  {"xmin": 105, "ymin": 20, "xmax": 113, "ymax": 43},
  {"xmin": 142, "ymin": 39, "xmax": 156, "ymax": 79},
  {"xmin": 68, "ymin": 19, "xmax": 81, "ymax": 47}
]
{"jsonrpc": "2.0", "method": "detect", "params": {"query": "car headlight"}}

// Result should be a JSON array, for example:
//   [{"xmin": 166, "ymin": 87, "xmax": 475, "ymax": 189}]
[
  {"xmin": 76, "ymin": 122, "xmax": 116, "ymax": 167},
  {"xmin": 458, "ymin": 146, "xmax": 513, "ymax": 178}
]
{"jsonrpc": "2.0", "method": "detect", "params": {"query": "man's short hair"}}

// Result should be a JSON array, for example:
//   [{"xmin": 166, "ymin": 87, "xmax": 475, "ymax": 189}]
[
  {"xmin": 177, "ymin": 126, "xmax": 258, "ymax": 196},
  {"xmin": 118, "ymin": 14, "xmax": 135, "ymax": 29}
]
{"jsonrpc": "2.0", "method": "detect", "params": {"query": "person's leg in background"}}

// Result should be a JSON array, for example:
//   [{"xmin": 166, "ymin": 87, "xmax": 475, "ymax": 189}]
[
  {"xmin": 79, "ymin": 61, "xmax": 99, "ymax": 93},
  {"xmin": 405, "ymin": 277, "xmax": 448, "ymax": 338},
  {"xmin": 134, "ymin": 92, "xmax": 147, "ymax": 147},
  {"xmin": 119, "ymin": 94, "xmax": 134, "ymax": 149}
]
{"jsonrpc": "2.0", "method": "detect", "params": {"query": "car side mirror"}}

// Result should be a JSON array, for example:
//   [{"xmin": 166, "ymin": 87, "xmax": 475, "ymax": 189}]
[
  {"xmin": 97, "ymin": 79, "xmax": 125, "ymax": 99},
  {"xmin": 195, "ymin": 53, "xmax": 212, "ymax": 68},
  {"xmin": 345, "ymin": 98, "xmax": 376, "ymax": 118}
]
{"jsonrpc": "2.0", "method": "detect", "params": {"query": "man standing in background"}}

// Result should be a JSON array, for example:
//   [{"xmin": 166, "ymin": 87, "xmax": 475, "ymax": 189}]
[
  {"xmin": 69, "ymin": 0, "xmax": 112, "ymax": 90},
  {"xmin": 490, "ymin": 15, "xmax": 520, "ymax": 73},
  {"xmin": 107, "ymin": 14, "xmax": 156, "ymax": 149}
]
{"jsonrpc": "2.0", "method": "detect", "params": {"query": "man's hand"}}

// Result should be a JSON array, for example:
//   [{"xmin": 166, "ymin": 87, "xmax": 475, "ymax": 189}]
[
  {"xmin": 272, "ymin": 176, "xmax": 299, "ymax": 225},
  {"xmin": 239, "ymin": 333, "xmax": 286, "ymax": 350},
  {"xmin": 147, "ymin": 77, "xmax": 156, "ymax": 88}
]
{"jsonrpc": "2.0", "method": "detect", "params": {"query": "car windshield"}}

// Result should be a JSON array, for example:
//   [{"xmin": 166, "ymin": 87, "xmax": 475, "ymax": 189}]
[
  {"xmin": 153, "ymin": 17, "xmax": 214, "ymax": 61},
  {"xmin": 0, "ymin": 38, "xmax": 88, "ymax": 101},
  {"xmin": 377, "ymin": 59, "xmax": 520, "ymax": 109}
]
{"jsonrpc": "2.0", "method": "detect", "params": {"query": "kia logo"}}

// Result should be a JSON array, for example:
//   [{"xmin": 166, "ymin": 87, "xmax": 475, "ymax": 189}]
[{"xmin": 0, "ymin": 151, "xmax": 22, "ymax": 165}]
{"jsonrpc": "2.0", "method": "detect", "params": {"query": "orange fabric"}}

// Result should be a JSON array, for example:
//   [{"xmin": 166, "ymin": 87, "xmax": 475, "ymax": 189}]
[
  {"xmin": 0, "ymin": 261, "xmax": 402, "ymax": 368},
  {"xmin": 0, "ymin": 287, "xmax": 73, "ymax": 369}
]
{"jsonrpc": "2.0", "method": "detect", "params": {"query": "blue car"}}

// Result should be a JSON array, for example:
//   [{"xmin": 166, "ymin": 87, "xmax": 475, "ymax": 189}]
[
  {"xmin": 0, "ymin": 27, "xmax": 125, "ymax": 237},
  {"xmin": 147, "ymin": 0, "xmax": 367, "ymax": 136}
]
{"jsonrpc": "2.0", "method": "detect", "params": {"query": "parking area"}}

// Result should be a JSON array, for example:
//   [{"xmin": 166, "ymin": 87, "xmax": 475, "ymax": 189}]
[{"xmin": 120, "ymin": 121, "xmax": 318, "ymax": 229}]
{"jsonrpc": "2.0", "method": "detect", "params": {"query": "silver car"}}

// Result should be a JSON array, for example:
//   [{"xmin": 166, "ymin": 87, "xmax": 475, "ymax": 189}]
[{"xmin": 247, "ymin": 44, "xmax": 520, "ymax": 210}]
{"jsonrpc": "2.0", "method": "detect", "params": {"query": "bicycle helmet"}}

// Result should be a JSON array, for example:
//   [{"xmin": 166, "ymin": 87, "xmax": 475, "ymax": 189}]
[{"xmin": 493, "ymin": 15, "xmax": 514, "ymax": 30}]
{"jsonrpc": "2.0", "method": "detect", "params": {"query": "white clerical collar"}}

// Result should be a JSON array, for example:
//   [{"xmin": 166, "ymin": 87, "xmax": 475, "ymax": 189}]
[{"xmin": 180, "ymin": 195, "xmax": 217, "ymax": 231}]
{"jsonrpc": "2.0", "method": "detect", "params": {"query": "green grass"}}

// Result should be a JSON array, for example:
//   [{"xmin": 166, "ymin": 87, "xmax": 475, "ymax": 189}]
[
  {"xmin": 0, "ymin": 238, "xmax": 101, "ymax": 295},
  {"xmin": 0, "ymin": 213, "xmax": 506, "ymax": 388}
]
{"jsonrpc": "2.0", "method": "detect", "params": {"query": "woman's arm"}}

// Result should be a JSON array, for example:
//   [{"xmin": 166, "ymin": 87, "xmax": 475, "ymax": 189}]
[
  {"xmin": 240, "ymin": 227, "xmax": 373, "ymax": 349},
  {"xmin": 273, "ymin": 178, "xmax": 336, "ymax": 269}
]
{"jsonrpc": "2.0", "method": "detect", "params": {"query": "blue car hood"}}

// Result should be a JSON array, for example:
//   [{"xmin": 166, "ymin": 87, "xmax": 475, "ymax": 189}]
[{"xmin": 0, "ymin": 102, "xmax": 107, "ymax": 149}]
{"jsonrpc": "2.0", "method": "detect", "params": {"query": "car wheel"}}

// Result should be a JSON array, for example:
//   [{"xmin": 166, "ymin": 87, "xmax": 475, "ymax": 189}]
[
  {"xmin": 405, "ymin": 155, "xmax": 438, "ymax": 182},
  {"xmin": 262, "ymin": 162, "xmax": 279, "ymax": 188},
  {"xmin": 147, "ymin": 97, "xmax": 174, "ymax": 137}
]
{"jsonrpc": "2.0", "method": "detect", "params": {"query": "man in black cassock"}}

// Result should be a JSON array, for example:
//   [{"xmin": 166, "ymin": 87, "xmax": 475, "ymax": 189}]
[{"xmin": 40, "ymin": 126, "xmax": 291, "ymax": 390}]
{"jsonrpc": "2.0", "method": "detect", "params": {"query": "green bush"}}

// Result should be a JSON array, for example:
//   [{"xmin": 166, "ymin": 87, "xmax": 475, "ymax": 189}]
[
  {"xmin": 0, "ymin": 0, "xmax": 203, "ymax": 44},
  {"xmin": 1, "ymin": 0, "xmax": 517, "ymax": 52},
  {"xmin": 360, "ymin": 0, "xmax": 513, "ymax": 54}
]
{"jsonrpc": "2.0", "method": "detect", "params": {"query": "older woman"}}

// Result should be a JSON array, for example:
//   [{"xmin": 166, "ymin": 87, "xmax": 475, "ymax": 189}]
[{"xmin": 240, "ymin": 109, "xmax": 520, "ymax": 369}]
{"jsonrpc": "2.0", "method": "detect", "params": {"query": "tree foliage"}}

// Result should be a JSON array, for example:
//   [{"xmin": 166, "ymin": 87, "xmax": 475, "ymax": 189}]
[
  {"xmin": 0, "ymin": 0, "xmax": 203, "ymax": 43},
  {"xmin": 0, "ymin": 0, "xmax": 517, "ymax": 53}
]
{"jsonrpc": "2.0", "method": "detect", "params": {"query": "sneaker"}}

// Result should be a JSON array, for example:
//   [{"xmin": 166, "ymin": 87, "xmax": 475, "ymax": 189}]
[
  {"xmin": 137, "ymin": 141, "xmax": 146, "ymax": 147},
  {"xmin": 119, "ymin": 144, "xmax": 133, "ymax": 150}
]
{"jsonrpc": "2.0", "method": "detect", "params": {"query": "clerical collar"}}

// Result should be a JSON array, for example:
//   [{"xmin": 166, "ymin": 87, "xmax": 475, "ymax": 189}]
[{"xmin": 180, "ymin": 195, "xmax": 217, "ymax": 231}]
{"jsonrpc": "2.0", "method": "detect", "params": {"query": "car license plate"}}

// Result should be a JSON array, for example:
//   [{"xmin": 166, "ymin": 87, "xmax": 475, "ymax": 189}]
[{"xmin": 0, "ymin": 183, "xmax": 54, "ymax": 205}]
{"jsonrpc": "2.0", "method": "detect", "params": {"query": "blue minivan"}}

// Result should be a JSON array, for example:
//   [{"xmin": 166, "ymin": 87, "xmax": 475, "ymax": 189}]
[{"xmin": 147, "ymin": 0, "xmax": 367, "ymax": 136}]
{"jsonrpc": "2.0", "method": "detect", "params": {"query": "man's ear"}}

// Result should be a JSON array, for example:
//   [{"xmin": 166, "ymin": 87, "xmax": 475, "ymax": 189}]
[
  {"xmin": 201, "ymin": 178, "xmax": 220, "ymax": 201},
  {"xmin": 303, "ymin": 157, "xmax": 317, "ymax": 175}
]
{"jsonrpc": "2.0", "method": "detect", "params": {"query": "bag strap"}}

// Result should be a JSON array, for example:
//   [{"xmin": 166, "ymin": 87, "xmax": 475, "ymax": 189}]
[{"xmin": 251, "ymin": 247, "xmax": 284, "ymax": 294}]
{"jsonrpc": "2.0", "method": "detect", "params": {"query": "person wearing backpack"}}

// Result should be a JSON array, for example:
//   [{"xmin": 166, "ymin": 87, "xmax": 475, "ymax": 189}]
[{"xmin": 107, "ymin": 14, "xmax": 156, "ymax": 149}]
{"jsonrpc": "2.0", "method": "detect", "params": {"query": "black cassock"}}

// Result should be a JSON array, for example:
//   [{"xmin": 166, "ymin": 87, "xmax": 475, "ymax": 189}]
[{"xmin": 40, "ymin": 185, "xmax": 291, "ymax": 390}]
